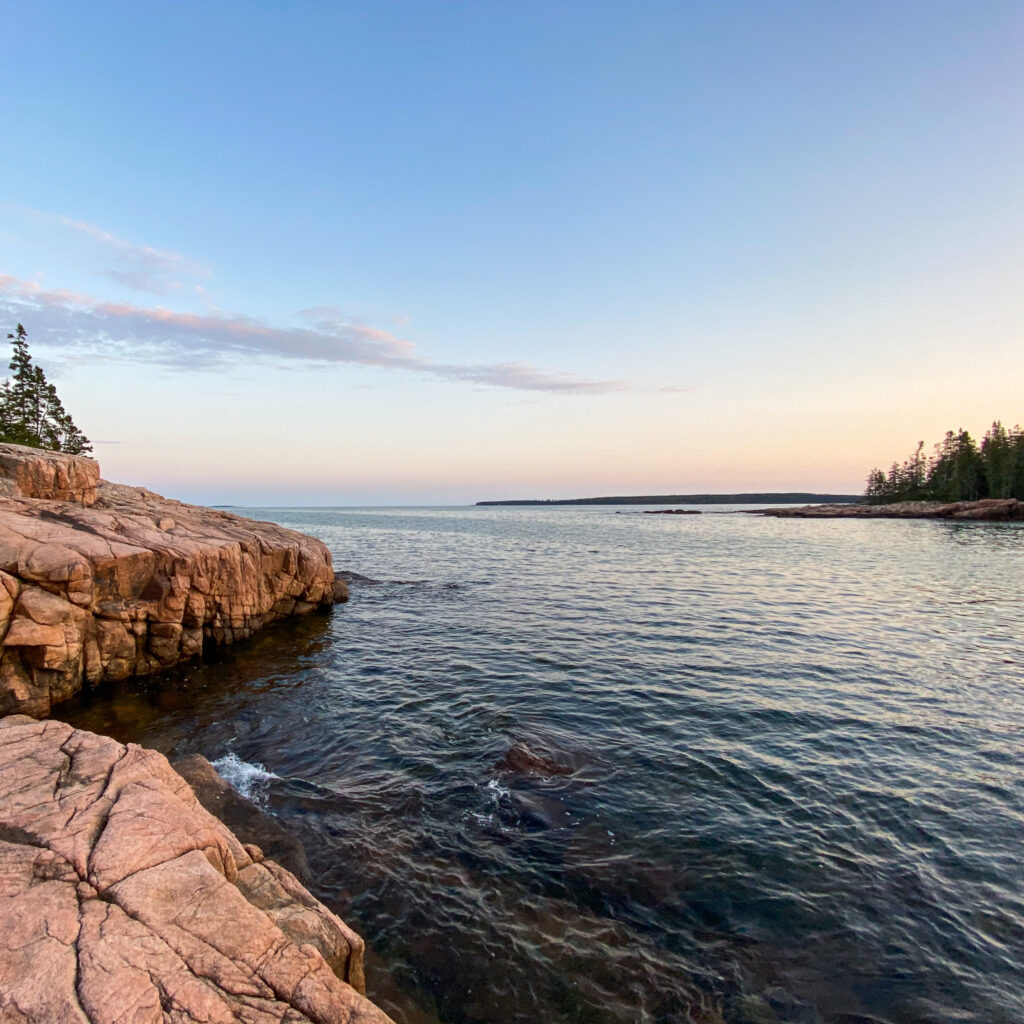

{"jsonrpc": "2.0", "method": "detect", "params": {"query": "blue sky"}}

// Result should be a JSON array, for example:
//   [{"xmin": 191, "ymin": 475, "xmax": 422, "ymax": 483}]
[{"xmin": 1, "ymin": 1, "xmax": 1021, "ymax": 504}]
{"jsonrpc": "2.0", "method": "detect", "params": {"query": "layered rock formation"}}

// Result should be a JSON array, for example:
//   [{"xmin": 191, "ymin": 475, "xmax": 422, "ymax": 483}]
[
  {"xmin": 0, "ymin": 443, "xmax": 348, "ymax": 718},
  {"xmin": 0, "ymin": 715, "xmax": 393, "ymax": 1024},
  {"xmin": 756, "ymin": 498, "xmax": 1024, "ymax": 521}
]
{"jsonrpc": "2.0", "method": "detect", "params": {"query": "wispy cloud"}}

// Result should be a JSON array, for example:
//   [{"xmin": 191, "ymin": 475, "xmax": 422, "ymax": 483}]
[
  {"xmin": 0, "ymin": 274, "xmax": 671, "ymax": 395},
  {"xmin": 54, "ymin": 215, "xmax": 210, "ymax": 295}
]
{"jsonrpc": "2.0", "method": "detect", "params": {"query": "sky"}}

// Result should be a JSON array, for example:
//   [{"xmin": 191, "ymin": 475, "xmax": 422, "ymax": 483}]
[{"xmin": 0, "ymin": 1, "xmax": 1021, "ymax": 505}]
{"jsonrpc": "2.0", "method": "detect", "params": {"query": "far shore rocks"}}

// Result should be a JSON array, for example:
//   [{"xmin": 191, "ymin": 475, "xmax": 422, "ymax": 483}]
[
  {"xmin": 0, "ymin": 715, "xmax": 394, "ymax": 1024},
  {"xmin": 642, "ymin": 508, "xmax": 702, "ymax": 515},
  {"xmin": 0, "ymin": 442, "xmax": 349, "ymax": 718},
  {"xmin": 753, "ymin": 498, "xmax": 1024, "ymax": 521}
]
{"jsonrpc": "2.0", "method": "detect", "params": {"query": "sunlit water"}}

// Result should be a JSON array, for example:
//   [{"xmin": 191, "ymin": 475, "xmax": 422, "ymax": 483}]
[{"xmin": 60, "ymin": 506, "xmax": 1024, "ymax": 1024}]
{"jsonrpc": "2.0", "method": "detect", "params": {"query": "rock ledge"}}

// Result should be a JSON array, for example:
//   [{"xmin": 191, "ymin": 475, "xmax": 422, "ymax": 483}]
[{"xmin": 0, "ymin": 445, "xmax": 348, "ymax": 717}]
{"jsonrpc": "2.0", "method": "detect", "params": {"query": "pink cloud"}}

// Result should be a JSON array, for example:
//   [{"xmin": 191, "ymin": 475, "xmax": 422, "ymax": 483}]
[{"xmin": 0, "ymin": 274, "xmax": 671, "ymax": 395}]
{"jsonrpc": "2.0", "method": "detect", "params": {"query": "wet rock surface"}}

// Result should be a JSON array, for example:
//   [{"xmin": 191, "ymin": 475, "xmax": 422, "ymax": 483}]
[
  {"xmin": 0, "ymin": 447, "xmax": 347, "ymax": 717},
  {"xmin": 494, "ymin": 740, "xmax": 575, "ymax": 778},
  {"xmin": 0, "ymin": 715, "xmax": 394, "ymax": 1024}
]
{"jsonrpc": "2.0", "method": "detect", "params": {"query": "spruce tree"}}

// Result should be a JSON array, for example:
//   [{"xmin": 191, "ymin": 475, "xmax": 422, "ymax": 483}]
[
  {"xmin": 0, "ymin": 325, "xmax": 92, "ymax": 454},
  {"xmin": 5, "ymin": 325, "xmax": 39, "ymax": 447},
  {"xmin": 981, "ymin": 422, "xmax": 1012, "ymax": 499},
  {"xmin": 864, "ymin": 468, "xmax": 888, "ymax": 503}
]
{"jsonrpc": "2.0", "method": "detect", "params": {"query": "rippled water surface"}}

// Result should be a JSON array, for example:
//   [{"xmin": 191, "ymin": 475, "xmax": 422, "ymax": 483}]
[{"xmin": 61, "ymin": 506, "xmax": 1024, "ymax": 1024}]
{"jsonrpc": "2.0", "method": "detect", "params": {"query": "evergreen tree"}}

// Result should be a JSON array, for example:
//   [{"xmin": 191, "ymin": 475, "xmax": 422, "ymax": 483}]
[
  {"xmin": 0, "ymin": 325, "xmax": 92, "ymax": 454},
  {"xmin": 981, "ymin": 422, "xmax": 1014, "ymax": 499},
  {"xmin": 998, "ymin": 424, "xmax": 1024, "ymax": 501},
  {"xmin": 864, "ymin": 468, "xmax": 888, "ymax": 503}
]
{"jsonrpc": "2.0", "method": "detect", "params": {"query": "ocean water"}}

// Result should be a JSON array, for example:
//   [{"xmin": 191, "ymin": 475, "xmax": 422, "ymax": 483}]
[{"xmin": 60, "ymin": 506, "xmax": 1024, "ymax": 1024}]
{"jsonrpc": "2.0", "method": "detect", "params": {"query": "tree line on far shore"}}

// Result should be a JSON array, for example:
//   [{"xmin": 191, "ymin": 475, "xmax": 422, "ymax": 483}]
[
  {"xmin": 865, "ymin": 422, "xmax": 1024, "ymax": 503},
  {"xmin": 0, "ymin": 325, "xmax": 91, "ymax": 455}
]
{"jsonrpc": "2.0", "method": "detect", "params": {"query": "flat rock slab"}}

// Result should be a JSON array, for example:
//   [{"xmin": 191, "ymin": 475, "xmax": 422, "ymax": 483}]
[{"xmin": 0, "ymin": 715, "xmax": 394, "ymax": 1024}]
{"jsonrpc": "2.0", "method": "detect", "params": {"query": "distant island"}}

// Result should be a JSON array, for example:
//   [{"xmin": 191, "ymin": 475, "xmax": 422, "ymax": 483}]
[{"xmin": 477, "ymin": 492, "xmax": 863, "ymax": 506}]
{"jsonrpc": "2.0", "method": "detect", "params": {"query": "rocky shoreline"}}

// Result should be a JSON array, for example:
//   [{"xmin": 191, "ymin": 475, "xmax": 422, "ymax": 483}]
[
  {"xmin": 0, "ymin": 444, "xmax": 396, "ymax": 1023},
  {"xmin": 753, "ymin": 497, "xmax": 1024, "ymax": 521}
]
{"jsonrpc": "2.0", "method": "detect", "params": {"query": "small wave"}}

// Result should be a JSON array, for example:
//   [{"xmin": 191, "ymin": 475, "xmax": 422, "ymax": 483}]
[{"xmin": 211, "ymin": 752, "xmax": 279, "ymax": 806}]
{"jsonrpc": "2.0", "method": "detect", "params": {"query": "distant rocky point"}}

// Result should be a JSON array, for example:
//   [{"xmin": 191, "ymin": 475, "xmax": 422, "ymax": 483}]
[
  {"xmin": 0, "ymin": 442, "xmax": 349, "ymax": 718},
  {"xmin": 754, "ymin": 498, "xmax": 1024, "ymax": 521},
  {"xmin": 477, "ymin": 492, "xmax": 862, "ymax": 506}
]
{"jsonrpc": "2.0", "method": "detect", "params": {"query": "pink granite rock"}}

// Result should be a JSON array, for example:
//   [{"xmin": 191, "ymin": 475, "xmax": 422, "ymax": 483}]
[
  {"xmin": 0, "ymin": 715, "xmax": 394, "ymax": 1024},
  {"xmin": 0, "ymin": 448, "xmax": 347, "ymax": 717}
]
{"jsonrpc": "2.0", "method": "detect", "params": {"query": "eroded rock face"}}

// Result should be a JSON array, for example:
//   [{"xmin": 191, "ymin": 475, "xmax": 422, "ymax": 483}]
[
  {"xmin": 0, "ymin": 461, "xmax": 346, "ymax": 717},
  {"xmin": 0, "ymin": 715, "xmax": 394, "ymax": 1024}
]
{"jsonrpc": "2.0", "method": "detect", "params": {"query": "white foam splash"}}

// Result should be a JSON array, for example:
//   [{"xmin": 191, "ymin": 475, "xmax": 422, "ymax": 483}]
[
  {"xmin": 211, "ymin": 752, "xmax": 278, "ymax": 807},
  {"xmin": 485, "ymin": 778, "xmax": 510, "ymax": 803}
]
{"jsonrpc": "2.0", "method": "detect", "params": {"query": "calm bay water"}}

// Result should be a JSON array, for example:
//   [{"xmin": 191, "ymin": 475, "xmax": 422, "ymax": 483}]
[{"xmin": 60, "ymin": 506, "xmax": 1024, "ymax": 1024}]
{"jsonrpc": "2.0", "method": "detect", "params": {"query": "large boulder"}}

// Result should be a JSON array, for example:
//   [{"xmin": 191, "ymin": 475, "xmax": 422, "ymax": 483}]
[
  {"xmin": 0, "ymin": 447, "xmax": 347, "ymax": 717},
  {"xmin": 0, "ymin": 715, "xmax": 394, "ymax": 1024}
]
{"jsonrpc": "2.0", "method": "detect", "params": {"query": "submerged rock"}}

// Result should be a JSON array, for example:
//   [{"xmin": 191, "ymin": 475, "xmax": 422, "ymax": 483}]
[
  {"xmin": 334, "ymin": 570, "xmax": 381, "ymax": 586},
  {"xmin": 509, "ymin": 789, "xmax": 573, "ymax": 831},
  {"xmin": 0, "ymin": 443, "xmax": 348, "ymax": 717},
  {"xmin": 0, "ymin": 715, "xmax": 394, "ymax": 1024},
  {"xmin": 642, "ymin": 508, "xmax": 702, "ymax": 515}
]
